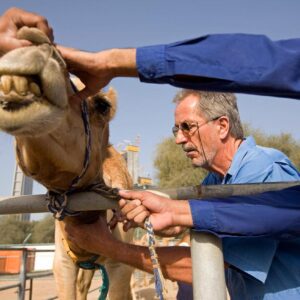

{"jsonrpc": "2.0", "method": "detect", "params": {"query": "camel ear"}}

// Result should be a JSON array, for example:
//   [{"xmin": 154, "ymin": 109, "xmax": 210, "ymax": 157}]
[
  {"xmin": 105, "ymin": 87, "xmax": 117, "ymax": 120},
  {"xmin": 70, "ymin": 77, "xmax": 117, "ymax": 120},
  {"xmin": 92, "ymin": 87, "xmax": 117, "ymax": 120}
]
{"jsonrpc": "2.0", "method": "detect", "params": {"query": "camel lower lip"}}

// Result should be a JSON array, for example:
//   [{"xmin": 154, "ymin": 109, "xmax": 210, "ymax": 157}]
[{"xmin": 0, "ymin": 99, "xmax": 33, "ymax": 111}]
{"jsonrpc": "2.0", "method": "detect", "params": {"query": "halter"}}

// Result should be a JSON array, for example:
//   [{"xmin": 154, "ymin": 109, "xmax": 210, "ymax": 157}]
[
  {"xmin": 44, "ymin": 93, "xmax": 119, "ymax": 300},
  {"xmin": 46, "ymin": 99, "xmax": 91, "ymax": 220},
  {"xmin": 45, "ymin": 93, "xmax": 166, "ymax": 299}
]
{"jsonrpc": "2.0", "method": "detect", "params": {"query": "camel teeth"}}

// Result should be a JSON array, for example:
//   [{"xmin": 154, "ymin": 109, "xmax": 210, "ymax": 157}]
[
  {"xmin": 29, "ymin": 82, "xmax": 41, "ymax": 97},
  {"xmin": 12, "ymin": 76, "xmax": 28, "ymax": 96},
  {"xmin": 1, "ymin": 75, "xmax": 12, "ymax": 94}
]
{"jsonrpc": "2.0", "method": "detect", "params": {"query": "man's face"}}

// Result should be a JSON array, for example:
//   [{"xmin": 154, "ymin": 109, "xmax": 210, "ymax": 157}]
[{"xmin": 174, "ymin": 94, "xmax": 219, "ymax": 169}]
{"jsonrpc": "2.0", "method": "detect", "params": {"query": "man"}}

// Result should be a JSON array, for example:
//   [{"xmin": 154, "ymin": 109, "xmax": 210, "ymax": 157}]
[
  {"xmin": 67, "ymin": 89, "xmax": 300, "ymax": 299},
  {"xmin": 0, "ymin": 7, "xmax": 299, "ymax": 239}
]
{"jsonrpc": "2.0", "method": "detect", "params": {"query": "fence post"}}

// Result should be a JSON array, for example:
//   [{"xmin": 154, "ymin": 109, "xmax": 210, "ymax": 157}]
[
  {"xmin": 18, "ymin": 249, "xmax": 27, "ymax": 300},
  {"xmin": 190, "ymin": 231, "xmax": 227, "ymax": 300}
]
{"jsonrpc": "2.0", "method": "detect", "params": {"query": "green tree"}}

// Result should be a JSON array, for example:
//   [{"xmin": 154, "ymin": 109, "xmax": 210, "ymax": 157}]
[
  {"xmin": 244, "ymin": 124, "xmax": 300, "ymax": 170},
  {"xmin": 154, "ymin": 125, "xmax": 300, "ymax": 188},
  {"xmin": 0, "ymin": 215, "xmax": 34, "ymax": 244},
  {"xmin": 154, "ymin": 137, "xmax": 207, "ymax": 188},
  {"xmin": 0, "ymin": 215, "xmax": 55, "ymax": 244},
  {"xmin": 31, "ymin": 215, "xmax": 55, "ymax": 243}
]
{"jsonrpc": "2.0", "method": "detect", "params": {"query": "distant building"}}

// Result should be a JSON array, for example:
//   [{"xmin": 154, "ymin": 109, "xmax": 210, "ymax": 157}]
[
  {"xmin": 11, "ymin": 164, "xmax": 33, "ymax": 221},
  {"xmin": 121, "ymin": 143, "xmax": 154, "ymax": 188},
  {"xmin": 138, "ymin": 176, "xmax": 153, "ymax": 186},
  {"xmin": 121, "ymin": 144, "xmax": 140, "ymax": 185}
]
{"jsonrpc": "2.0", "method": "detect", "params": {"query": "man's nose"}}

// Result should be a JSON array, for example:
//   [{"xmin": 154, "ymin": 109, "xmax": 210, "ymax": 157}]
[{"xmin": 175, "ymin": 130, "xmax": 188, "ymax": 144}]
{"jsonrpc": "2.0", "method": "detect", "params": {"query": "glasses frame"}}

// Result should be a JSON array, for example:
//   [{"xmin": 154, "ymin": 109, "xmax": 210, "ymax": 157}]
[{"xmin": 172, "ymin": 116, "xmax": 221, "ymax": 137}]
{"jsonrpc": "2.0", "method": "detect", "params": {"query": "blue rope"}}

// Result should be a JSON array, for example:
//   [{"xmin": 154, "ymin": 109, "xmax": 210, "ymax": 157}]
[
  {"xmin": 78, "ymin": 259, "xmax": 109, "ymax": 300},
  {"xmin": 144, "ymin": 217, "xmax": 165, "ymax": 300}
]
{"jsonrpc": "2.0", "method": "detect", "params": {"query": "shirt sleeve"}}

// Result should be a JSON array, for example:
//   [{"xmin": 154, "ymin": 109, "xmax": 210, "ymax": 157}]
[
  {"xmin": 188, "ymin": 185, "xmax": 300, "ymax": 238},
  {"xmin": 136, "ymin": 34, "xmax": 300, "ymax": 99}
]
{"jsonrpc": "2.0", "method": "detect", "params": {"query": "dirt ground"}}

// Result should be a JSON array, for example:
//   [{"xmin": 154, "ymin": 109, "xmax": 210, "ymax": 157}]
[{"xmin": 0, "ymin": 270, "xmax": 178, "ymax": 300}]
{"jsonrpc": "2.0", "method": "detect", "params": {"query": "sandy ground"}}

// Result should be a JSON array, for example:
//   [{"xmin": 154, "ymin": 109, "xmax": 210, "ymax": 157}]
[{"xmin": 0, "ymin": 270, "xmax": 178, "ymax": 300}]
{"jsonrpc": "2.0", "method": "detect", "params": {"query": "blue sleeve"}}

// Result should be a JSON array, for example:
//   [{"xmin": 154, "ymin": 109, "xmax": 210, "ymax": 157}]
[
  {"xmin": 188, "ymin": 185, "xmax": 300, "ymax": 238},
  {"xmin": 136, "ymin": 34, "xmax": 300, "ymax": 99}
]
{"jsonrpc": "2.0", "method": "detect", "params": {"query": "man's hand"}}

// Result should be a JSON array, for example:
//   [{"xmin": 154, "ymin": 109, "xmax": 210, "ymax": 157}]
[
  {"xmin": 57, "ymin": 46, "xmax": 114, "ymax": 99},
  {"xmin": 65, "ymin": 214, "xmax": 117, "ymax": 256},
  {"xmin": 118, "ymin": 190, "xmax": 192, "ymax": 235},
  {"xmin": 0, "ymin": 7, "xmax": 53, "ymax": 55},
  {"xmin": 57, "ymin": 46, "xmax": 138, "ymax": 99}
]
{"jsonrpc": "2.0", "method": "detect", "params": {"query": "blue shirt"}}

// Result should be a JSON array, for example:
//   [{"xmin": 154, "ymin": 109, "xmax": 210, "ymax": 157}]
[
  {"xmin": 197, "ymin": 137, "xmax": 300, "ymax": 299},
  {"xmin": 202, "ymin": 136, "xmax": 300, "ymax": 185}
]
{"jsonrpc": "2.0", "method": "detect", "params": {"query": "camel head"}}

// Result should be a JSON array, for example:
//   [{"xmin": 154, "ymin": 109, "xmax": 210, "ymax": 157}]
[
  {"xmin": 0, "ymin": 26, "xmax": 72, "ymax": 136},
  {"xmin": 0, "ymin": 27, "xmax": 117, "ymax": 191}
]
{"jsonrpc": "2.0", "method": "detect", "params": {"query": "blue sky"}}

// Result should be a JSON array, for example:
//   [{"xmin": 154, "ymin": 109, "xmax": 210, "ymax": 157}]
[{"xmin": 1, "ymin": 0, "xmax": 300, "ymax": 198}]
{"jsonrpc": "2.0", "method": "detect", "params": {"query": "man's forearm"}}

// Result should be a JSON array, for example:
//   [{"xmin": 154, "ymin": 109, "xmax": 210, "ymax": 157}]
[
  {"xmin": 100, "ymin": 238, "xmax": 192, "ymax": 283},
  {"xmin": 170, "ymin": 200, "xmax": 193, "ymax": 228},
  {"xmin": 105, "ymin": 48, "xmax": 138, "ymax": 78}
]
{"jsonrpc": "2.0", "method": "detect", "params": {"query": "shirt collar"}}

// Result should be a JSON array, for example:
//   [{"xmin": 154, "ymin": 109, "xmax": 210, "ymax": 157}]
[{"xmin": 222, "ymin": 136, "xmax": 256, "ymax": 183}]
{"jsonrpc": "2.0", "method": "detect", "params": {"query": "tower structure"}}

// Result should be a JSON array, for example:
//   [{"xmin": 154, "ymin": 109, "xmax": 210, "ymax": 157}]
[
  {"xmin": 11, "ymin": 163, "xmax": 33, "ymax": 221},
  {"xmin": 124, "ymin": 144, "xmax": 140, "ymax": 185},
  {"xmin": 119, "ymin": 136, "xmax": 153, "ymax": 187}
]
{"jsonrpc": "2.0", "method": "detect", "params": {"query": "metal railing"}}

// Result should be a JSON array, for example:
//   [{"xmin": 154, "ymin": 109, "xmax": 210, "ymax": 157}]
[{"xmin": 0, "ymin": 246, "xmax": 55, "ymax": 300}]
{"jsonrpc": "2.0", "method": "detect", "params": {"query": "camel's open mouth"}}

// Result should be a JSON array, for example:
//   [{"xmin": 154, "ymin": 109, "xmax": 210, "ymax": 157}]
[
  {"xmin": 0, "ymin": 74, "xmax": 42, "ymax": 111},
  {"xmin": 0, "ymin": 28, "xmax": 70, "ymax": 136},
  {"xmin": 0, "ymin": 70, "xmax": 66, "ymax": 136}
]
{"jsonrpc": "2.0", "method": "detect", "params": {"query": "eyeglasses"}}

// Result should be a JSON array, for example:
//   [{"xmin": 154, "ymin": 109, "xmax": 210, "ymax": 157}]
[{"xmin": 172, "ymin": 116, "xmax": 221, "ymax": 137}]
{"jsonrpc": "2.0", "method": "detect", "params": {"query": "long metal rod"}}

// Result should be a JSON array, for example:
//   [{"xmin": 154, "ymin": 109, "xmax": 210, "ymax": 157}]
[
  {"xmin": 0, "ymin": 181, "xmax": 298, "ymax": 215},
  {"xmin": 18, "ymin": 249, "xmax": 27, "ymax": 300},
  {"xmin": 0, "ymin": 283, "xmax": 20, "ymax": 291},
  {"xmin": 0, "ymin": 192, "xmax": 118, "ymax": 214},
  {"xmin": 158, "ymin": 180, "xmax": 300, "ymax": 200}
]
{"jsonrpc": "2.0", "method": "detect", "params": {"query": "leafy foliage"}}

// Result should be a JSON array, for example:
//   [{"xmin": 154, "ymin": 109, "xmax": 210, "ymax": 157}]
[
  {"xmin": 31, "ymin": 215, "xmax": 55, "ymax": 243},
  {"xmin": 0, "ymin": 214, "xmax": 54, "ymax": 244},
  {"xmin": 244, "ymin": 124, "xmax": 300, "ymax": 170},
  {"xmin": 0, "ymin": 215, "xmax": 34, "ymax": 244},
  {"xmin": 154, "ymin": 137, "xmax": 207, "ymax": 188},
  {"xmin": 154, "ymin": 124, "xmax": 300, "ymax": 188}
]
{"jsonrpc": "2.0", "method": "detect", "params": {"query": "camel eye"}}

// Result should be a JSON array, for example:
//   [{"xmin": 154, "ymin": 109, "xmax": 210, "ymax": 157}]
[{"xmin": 93, "ymin": 96, "xmax": 111, "ymax": 116}]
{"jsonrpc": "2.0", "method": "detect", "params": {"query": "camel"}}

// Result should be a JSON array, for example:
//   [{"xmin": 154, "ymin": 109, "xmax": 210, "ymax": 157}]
[{"xmin": 0, "ymin": 27, "xmax": 134, "ymax": 299}]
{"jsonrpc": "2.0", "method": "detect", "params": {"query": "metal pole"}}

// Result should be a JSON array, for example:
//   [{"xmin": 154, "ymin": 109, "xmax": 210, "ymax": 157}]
[
  {"xmin": 0, "ymin": 181, "xmax": 298, "ymax": 215},
  {"xmin": 0, "ymin": 192, "xmax": 118, "ymax": 214},
  {"xmin": 18, "ymin": 249, "xmax": 27, "ymax": 300},
  {"xmin": 191, "ymin": 231, "xmax": 227, "ymax": 300},
  {"xmin": 29, "ymin": 278, "xmax": 33, "ymax": 300}
]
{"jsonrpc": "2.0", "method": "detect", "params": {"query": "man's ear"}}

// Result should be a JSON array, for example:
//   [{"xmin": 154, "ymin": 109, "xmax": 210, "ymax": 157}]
[{"xmin": 218, "ymin": 116, "xmax": 230, "ymax": 140}]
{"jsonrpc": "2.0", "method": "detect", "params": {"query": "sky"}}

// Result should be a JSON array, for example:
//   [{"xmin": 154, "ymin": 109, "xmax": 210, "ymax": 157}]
[{"xmin": 0, "ymin": 0, "xmax": 300, "ymax": 201}]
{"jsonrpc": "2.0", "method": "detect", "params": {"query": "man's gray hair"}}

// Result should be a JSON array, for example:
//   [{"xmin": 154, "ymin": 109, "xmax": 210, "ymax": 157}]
[{"xmin": 173, "ymin": 89, "xmax": 244, "ymax": 139}]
